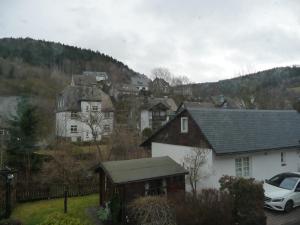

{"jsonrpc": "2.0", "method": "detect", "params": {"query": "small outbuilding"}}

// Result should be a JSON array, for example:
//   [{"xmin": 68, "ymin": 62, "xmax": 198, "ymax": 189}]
[{"xmin": 95, "ymin": 156, "xmax": 188, "ymax": 222}]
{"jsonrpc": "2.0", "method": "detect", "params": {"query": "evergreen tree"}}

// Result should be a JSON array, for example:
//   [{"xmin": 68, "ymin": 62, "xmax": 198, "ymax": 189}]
[{"xmin": 6, "ymin": 97, "xmax": 39, "ymax": 185}]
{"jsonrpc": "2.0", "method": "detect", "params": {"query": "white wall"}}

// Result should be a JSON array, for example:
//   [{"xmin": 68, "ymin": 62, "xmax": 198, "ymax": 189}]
[
  {"xmin": 141, "ymin": 110, "xmax": 150, "ymax": 131},
  {"xmin": 56, "ymin": 101, "xmax": 114, "ymax": 142},
  {"xmin": 151, "ymin": 142, "xmax": 300, "ymax": 190},
  {"xmin": 152, "ymin": 142, "xmax": 214, "ymax": 190}
]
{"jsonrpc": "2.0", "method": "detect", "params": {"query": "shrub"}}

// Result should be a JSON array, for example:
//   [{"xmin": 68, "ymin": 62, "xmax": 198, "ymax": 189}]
[
  {"xmin": 97, "ymin": 206, "xmax": 110, "ymax": 222},
  {"xmin": 170, "ymin": 189, "xmax": 233, "ymax": 225},
  {"xmin": 219, "ymin": 175, "xmax": 266, "ymax": 225},
  {"xmin": 0, "ymin": 219, "xmax": 23, "ymax": 225},
  {"xmin": 142, "ymin": 128, "xmax": 152, "ymax": 139},
  {"xmin": 128, "ymin": 196, "xmax": 176, "ymax": 225},
  {"xmin": 39, "ymin": 213, "xmax": 81, "ymax": 225}
]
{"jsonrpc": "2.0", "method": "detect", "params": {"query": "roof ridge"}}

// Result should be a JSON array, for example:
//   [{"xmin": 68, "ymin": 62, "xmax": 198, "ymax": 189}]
[{"xmin": 187, "ymin": 107, "xmax": 297, "ymax": 113}]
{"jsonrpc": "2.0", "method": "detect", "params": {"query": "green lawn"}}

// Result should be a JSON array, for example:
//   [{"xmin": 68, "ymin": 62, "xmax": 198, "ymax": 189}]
[{"xmin": 11, "ymin": 194, "xmax": 99, "ymax": 225}]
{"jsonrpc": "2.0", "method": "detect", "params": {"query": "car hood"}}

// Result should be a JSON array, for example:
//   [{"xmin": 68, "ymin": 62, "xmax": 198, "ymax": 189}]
[{"xmin": 263, "ymin": 183, "xmax": 292, "ymax": 199}]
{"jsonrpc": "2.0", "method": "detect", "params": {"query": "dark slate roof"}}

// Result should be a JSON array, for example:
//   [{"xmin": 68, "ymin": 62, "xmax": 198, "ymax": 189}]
[
  {"xmin": 176, "ymin": 101, "xmax": 216, "ymax": 113},
  {"xmin": 96, "ymin": 156, "xmax": 188, "ymax": 184},
  {"xmin": 187, "ymin": 108, "xmax": 300, "ymax": 154},
  {"xmin": 57, "ymin": 86, "xmax": 114, "ymax": 112},
  {"xmin": 72, "ymin": 72, "xmax": 109, "ymax": 86},
  {"xmin": 142, "ymin": 97, "xmax": 177, "ymax": 112}
]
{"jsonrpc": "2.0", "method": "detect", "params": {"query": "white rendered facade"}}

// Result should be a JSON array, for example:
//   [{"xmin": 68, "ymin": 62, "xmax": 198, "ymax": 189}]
[
  {"xmin": 151, "ymin": 142, "xmax": 300, "ymax": 190},
  {"xmin": 56, "ymin": 101, "xmax": 114, "ymax": 142}
]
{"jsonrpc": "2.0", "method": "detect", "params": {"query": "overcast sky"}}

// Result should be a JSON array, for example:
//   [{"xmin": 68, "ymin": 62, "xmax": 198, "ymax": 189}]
[{"xmin": 1, "ymin": 0, "xmax": 300, "ymax": 82}]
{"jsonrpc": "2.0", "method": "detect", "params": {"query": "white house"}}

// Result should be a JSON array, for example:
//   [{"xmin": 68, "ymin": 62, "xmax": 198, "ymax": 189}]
[
  {"xmin": 56, "ymin": 85, "xmax": 114, "ymax": 142},
  {"xmin": 131, "ymin": 75, "xmax": 150, "ymax": 91},
  {"xmin": 141, "ymin": 107, "xmax": 300, "ymax": 190},
  {"xmin": 140, "ymin": 97, "xmax": 177, "ymax": 132}
]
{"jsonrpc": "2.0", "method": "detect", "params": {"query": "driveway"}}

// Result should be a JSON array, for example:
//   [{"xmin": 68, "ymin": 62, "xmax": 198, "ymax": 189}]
[{"xmin": 266, "ymin": 207, "xmax": 300, "ymax": 225}]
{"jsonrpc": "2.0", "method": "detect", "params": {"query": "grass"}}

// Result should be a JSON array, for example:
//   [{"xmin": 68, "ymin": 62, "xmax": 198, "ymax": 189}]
[{"xmin": 11, "ymin": 194, "xmax": 99, "ymax": 225}]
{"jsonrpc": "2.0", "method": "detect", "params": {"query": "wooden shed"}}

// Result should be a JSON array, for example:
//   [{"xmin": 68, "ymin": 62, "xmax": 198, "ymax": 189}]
[{"xmin": 95, "ymin": 156, "xmax": 188, "ymax": 222}]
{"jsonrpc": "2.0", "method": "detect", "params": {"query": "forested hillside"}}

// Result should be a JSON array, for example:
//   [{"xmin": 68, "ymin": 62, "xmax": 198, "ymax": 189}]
[
  {"xmin": 191, "ymin": 66, "xmax": 300, "ymax": 109},
  {"xmin": 0, "ymin": 37, "xmax": 144, "ymax": 139},
  {"xmin": 0, "ymin": 37, "xmax": 299, "ymax": 138},
  {"xmin": 0, "ymin": 37, "xmax": 142, "ymax": 95}
]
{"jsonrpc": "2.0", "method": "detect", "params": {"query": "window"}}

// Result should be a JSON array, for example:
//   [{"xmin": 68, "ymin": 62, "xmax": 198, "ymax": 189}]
[
  {"xmin": 281, "ymin": 152, "xmax": 286, "ymax": 166},
  {"xmin": 71, "ymin": 112, "xmax": 77, "ymax": 119},
  {"xmin": 181, "ymin": 117, "xmax": 188, "ymax": 133},
  {"xmin": 86, "ymin": 131, "xmax": 89, "ymax": 138},
  {"xmin": 160, "ymin": 111, "xmax": 166, "ymax": 116},
  {"xmin": 104, "ymin": 112, "xmax": 110, "ymax": 118},
  {"xmin": 0, "ymin": 129, "xmax": 5, "ymax": 135},
  {"xmin": 104, "ymin": 125, "xmax": 110, "ymax": 132},
  {"xmin": 86, "ymin": 105, "xmax": 89, "ymax": 112},
  {"xmin": 92, "ymin": 106, "xmax": 98, "ymax": 111},
  {"xmin": 70, "ymin": 125, "xmax": 78, "ymax": 133},
  {"xmin": 235, "ymin": 157, "xmax": 251, "ymax": 177}
]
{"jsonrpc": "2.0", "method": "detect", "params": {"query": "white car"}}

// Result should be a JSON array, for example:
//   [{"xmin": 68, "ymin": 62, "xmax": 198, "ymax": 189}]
[{"xmin": 264, "ymin": 172, "xmax": 300, "ymax": 212}]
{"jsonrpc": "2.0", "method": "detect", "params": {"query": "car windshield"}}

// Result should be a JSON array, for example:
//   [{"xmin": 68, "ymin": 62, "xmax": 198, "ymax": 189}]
[{"xmin": 267, "ymin": 174, "xmax": 299, "ymax": 190}]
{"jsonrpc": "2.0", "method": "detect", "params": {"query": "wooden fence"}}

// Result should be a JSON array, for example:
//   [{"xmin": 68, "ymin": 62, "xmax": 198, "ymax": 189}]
[{"xmin": 16, "ymin": 183, "xmax": 99, "ymax": 202}]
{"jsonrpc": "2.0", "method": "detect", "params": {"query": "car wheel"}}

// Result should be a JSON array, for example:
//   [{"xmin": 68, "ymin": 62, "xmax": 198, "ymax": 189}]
[{"xmin": 284, "ymin": 200, "xmax": 294, "ymax": 213}]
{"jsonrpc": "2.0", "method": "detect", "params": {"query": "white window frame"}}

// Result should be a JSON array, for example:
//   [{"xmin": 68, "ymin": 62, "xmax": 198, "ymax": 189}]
[
  {"xmin": 181, "ymin": 117, "xmax": 188, "ymax": 133},
  {"xmin": 235, "ymin": 157, "xmax": 251, "ymax": 177},
  {"xmin": 70, "ymin": 125, "xmax": 78, "ymax": 134},
  {"xmin": 281, "ymin": 152, "xmax": 286, "ymax": 166},
  {"xmin": 104, "ymin": 112, "xmax": 110, "ymax": 119},
  {"xmin": 70, "ymin": 112, "xmax": 77, "ymax": 119},
  {"xmin": 104, "ymin": 125, "xmax": 110, "ymax": 132}
]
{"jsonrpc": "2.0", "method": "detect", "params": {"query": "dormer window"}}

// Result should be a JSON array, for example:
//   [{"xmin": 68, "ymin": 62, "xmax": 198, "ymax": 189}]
[
  {"xmin": 181, "ymin": 117, "xmax": 188, "ymax": 133},
  {"xmin": 71, "ymin": 112, "xmax": 77, "ymax": 119}
]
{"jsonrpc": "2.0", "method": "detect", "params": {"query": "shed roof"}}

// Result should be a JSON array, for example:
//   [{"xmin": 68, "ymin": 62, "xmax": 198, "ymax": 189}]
[
  {"xmin": 97, "ymin": 156, "xmax": 188, "ymax": 184},
  {"xmin": 187, "ymin": 108, "xmax": 300, "ymax": 154}
]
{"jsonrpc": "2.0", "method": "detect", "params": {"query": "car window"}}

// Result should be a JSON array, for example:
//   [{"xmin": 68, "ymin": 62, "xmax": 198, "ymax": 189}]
[
  {"xmin": 279, "ymin": 177, "xmax": 298, "ymax": 190},
  {"xmin": 296, "ymin": 181, "xmax": 300, "ymax": 189}
]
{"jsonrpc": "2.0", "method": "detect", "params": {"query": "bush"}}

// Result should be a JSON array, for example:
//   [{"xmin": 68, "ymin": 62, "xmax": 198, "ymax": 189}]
[
  {"xmin": 0, "ymin": 219, "xmax": 23, "ymax": 225},
  {"xmin": 170, "ymin": 189, "xmax": 233, "ymax": 225},
  {"xmin": 219, "ymin": 175, "xmax": 266, "ymax": 225},
  {"xmin": 97, "ymin": 206, "xmax": 110, "ymax": 222},
  {"xmin": 129, "ymin": 196, "xmax": 176, "ymax": 225},
  {"xmin": 39, "ymin": 213, "xmax": 81, "ymax": 225},
  {"xmin": 142, "ymin": 128, "xmax": 152, "ymax": 139}
]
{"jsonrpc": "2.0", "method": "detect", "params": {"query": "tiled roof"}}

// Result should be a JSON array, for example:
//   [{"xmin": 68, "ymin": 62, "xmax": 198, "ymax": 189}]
[
  {"xmin": 188, "ymin": 108, "xmax": 300, "ymax": 154},
  {"xmin": 57, "ymin": 86, "xmax": 114, "ymax": 112}
]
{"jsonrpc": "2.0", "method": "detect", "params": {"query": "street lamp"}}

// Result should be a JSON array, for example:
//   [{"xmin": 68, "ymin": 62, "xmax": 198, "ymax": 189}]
[{"xmin": 0, "ymin": 166, "xmax": 16, "ymax": 218}]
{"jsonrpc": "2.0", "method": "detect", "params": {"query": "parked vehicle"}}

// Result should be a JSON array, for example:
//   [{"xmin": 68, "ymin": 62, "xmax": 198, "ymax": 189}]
[{"xmin": 264, "ymin": 172, "xmax": 300, "ymax": 212}]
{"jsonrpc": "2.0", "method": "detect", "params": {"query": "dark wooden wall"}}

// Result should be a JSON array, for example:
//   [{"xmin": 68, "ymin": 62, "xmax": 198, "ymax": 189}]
[{"xmin": 143, "ymin": 110, "xmax": 210, "ymax": 148}]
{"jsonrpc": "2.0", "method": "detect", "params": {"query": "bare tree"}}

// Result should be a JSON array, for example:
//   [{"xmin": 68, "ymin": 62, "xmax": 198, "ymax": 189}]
[
  {"xmin": 151, "ymin": 67, "xmax": 191, "ymax": 86},
  {"xmin": 151, "ymin": 67, "xmax": 173, "ymax": 83},
  {"xmin": 129, "ymin": 196, "xmax": 176, "ymax": 225},
  {"xmin": 183, "ymin": 147, "xmax": 209, "ymax": 196},
  {"xmin": 76, "ymin": 103, "xmax": 110, "ymax": 162}
]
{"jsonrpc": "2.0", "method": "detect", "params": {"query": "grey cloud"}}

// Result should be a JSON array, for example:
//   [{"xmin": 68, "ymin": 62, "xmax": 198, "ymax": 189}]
[{"xmin": 0, "ymin": 0, "xmax": 300, "ymax": 82}]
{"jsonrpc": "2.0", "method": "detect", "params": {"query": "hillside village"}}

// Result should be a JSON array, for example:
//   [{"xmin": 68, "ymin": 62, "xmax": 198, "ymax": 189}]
[{"xmin": 1, "ymin": 38, "xmax": 300, "ymax": 225}]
